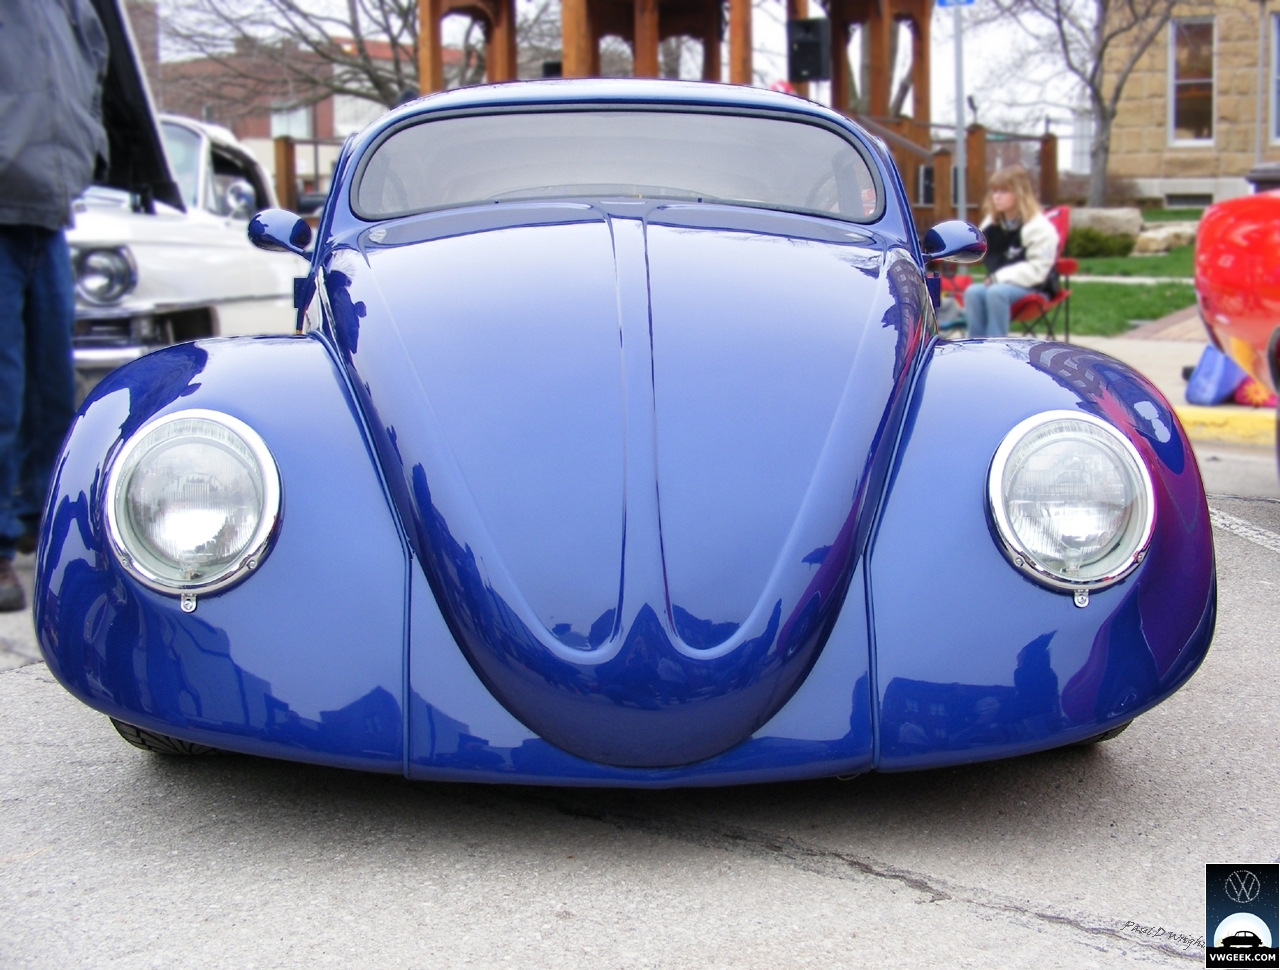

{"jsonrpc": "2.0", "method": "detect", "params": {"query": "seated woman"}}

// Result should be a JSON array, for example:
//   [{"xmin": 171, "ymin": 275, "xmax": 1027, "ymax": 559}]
[{"xmin": 965, "ymin": 166, "xmax": 1059, "ymax": 337}]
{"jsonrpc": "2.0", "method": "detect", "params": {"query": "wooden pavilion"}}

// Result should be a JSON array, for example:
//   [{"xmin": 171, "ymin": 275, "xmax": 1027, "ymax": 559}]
[
  {"xmin": 412, "ymin": 0, "xmax": 927, "ymax": 98},
  {"xmin": 408, "ymin": 0, "xmax": 1055, "ymax": 226}
]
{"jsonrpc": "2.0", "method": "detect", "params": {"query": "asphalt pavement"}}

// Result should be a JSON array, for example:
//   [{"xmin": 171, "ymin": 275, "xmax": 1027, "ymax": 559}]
[{"xmin": 1, "ymin": 453, "xmax": 1278, "ymax": 968}]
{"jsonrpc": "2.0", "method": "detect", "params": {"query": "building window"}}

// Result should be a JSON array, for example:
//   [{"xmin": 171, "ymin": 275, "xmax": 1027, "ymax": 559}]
[
  {"xmin": 270, "ymin": 106, "xmax": 311, "ymax": 140},
  {"xmin": 1169, "ymin": 19, "xmax": 1213, "ymax": 144},
  {"xmin": 917, "ymin": 165, "xmax": 934, "ymax": 207}
]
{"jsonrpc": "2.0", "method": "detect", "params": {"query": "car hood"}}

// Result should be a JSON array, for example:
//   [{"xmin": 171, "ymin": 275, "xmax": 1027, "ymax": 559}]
[
  {"xmin": 325, "ymin": 202, "xmax": 929, "ymax": 766},
  {"xmin": 91, "ymin": 0, "xmax": 183, "ymax": 211}
]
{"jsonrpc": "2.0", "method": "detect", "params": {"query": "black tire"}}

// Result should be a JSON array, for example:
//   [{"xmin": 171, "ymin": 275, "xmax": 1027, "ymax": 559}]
[
  {"xmin": 110, "ymin": 718, "xmax": 219, "ymax": 756},
  {"xmin": 1075, "ymin": 721, "xmax": 1131, "ymax": 746}
]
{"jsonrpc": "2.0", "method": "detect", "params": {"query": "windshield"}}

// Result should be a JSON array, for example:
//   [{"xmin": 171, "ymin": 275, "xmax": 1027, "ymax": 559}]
[
  {"xmin": 161, "ymin": 122, "xmax": 203, "ymax": 210},
  {"xmin": 355, "ymin": 110, "xmax": 880, "ymax": 223}
]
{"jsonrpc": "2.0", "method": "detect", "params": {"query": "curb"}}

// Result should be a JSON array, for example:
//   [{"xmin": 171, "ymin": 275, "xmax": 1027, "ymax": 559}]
[{"xmin": 1174, "ymin": 405, "xmax": 1274, "ymax": 447}]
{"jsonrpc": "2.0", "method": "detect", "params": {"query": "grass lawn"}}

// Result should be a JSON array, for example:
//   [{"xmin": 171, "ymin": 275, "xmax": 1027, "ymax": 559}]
[
  {"xmin": 1071, "ymin": 245, "xmax": 1194, "ymax": 278},
  {"xmin": 954, "ymin": 246, "xmax": 1194, "ymax": 282},
  {"xmin": 1141, "ymin": 208, "xmax": 1204, "ymax": 222},
  {"xmin": 1066, "ymin": 281, "xmax": 1196, "ymax": 336}
]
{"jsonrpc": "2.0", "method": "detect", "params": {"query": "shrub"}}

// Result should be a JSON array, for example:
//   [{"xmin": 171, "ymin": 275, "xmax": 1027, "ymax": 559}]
[{"xmin": 1064, "ymin": 227, "xmax": 1136, "ymax": 258}]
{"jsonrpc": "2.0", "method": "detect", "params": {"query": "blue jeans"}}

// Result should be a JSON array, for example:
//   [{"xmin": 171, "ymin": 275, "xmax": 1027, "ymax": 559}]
[
  {"xmin": 0, "ymin": 226, "xmax": 76, "ymax": 560},
  {"xmin": 965, "ymin": 281, "xmax": 1035, "ymax": 337}
]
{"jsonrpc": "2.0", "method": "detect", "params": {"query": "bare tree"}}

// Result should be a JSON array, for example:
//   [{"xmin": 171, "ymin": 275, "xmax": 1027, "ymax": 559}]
[
  {"xmin": 516, "ymin": 0, "xmax": 562, "ymax": 78},
  {"xmin": 984, "ymin": 0, "xmax": 1186, "ymax": 206},
  {"xmin": 443, "ymin": 14, "xmax": 486, "ymax": 88},
  {"xmin": 161, "ymin": 0, "xmax": 421, "ymax": 110},
  {"xmin": 159, "ymin": 0, "xmax": 563, "ymax": 120}
]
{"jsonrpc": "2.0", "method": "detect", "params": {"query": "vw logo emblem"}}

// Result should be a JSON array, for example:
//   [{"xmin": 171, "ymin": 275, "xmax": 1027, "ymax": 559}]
[{"xmin": 1225, "ymin": 870, "xmax": 1262, "ymax": 905}]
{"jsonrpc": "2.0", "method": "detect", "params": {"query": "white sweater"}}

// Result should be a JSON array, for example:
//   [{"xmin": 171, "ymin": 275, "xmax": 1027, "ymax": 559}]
[{"xmin": 979, "ymin": 211, "xmax": 1060, "ymax": 289}]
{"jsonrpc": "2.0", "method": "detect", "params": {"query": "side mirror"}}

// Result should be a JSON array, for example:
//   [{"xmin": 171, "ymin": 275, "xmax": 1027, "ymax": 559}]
[
  {"xmin": 921, "ymin": 221, "xmax": 986, "ymax": 264},
  {"xmin": 225, "ymin": 180, "xmax": 257, "ymax": 220},
  {"xmin": 248, "ymin": 208, "xmax": 312, "ymax": 258}
]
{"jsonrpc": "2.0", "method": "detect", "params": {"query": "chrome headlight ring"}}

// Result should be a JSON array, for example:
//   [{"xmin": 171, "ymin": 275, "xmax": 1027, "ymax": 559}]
[
  {"xmin": 987, "ymin": 410, "xmax": 1156, "ymax": 599},
  {"xmin": 103, "ymin": 409, "xmax": 282, "ymax": 600},
  {"xmin": 73, "ymin": 246, "xmax": 137, "ymax": 305}
]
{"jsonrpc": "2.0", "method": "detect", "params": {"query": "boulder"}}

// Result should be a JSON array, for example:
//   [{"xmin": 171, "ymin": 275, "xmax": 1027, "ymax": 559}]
[
  {"xmin": 1133, "ymin": 222, "xmax": 1198, "ymax": 254},
  {"xmin": 1070, "ymin": 207, "xmax": 1144, "ymax": 238}
]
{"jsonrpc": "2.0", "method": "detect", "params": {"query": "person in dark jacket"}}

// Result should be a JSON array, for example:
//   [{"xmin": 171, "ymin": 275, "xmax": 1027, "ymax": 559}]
[{"xmin": 0, "ymin": 0, "xmax": 108, "ymax": 610}]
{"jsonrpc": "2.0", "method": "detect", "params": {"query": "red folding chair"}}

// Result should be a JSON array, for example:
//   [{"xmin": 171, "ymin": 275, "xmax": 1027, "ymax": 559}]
[{"xmin": 1009, "ymin": 206, "xmax": 1077, "ymax": 342}]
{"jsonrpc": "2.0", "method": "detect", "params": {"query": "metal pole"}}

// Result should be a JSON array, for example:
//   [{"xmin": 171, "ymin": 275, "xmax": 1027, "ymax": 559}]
[
  {"xmin": 954, "ymin": 4, "xmax": 966, "ymax": 221},
  {"xmin": 1259, "ymin": 0, "xmax": 1268, "ymax": 164},
  {"xmin": 312, "ymin": 104, "xmax": 320, "ymax": 190}
]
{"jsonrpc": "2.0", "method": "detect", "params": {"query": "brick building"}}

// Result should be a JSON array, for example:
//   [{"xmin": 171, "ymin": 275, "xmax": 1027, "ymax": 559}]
[{"xmin": 1107, "ymin": 0, "xmax": 1278, "ymax": 205}]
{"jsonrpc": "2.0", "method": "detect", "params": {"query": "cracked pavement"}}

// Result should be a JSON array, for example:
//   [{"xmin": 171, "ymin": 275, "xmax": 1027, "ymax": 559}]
[{"xmin": 1, "ymin": 454, "xmax": 1277, "ymax": 967}]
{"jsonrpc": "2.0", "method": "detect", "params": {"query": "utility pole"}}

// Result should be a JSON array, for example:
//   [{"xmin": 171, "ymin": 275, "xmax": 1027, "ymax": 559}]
[
  {"xmin": 939, "ymin": 0, "xmax": 974, "ymax": 218},
  {"xmin": 954, "ymin": 3, "xmax": 966, "ymax": 221}
]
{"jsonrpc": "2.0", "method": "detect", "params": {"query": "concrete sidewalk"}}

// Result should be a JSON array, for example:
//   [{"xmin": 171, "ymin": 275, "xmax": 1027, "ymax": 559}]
[{"xmin": 0, "ymin": 553, "xmax": 38, "ymax": 673}]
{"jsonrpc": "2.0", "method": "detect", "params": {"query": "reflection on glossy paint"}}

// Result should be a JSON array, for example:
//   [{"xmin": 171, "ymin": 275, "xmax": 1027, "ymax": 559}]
[
  {"xmin": 882, "ymin": 634, "xmax": 1062, "ymax": 758},
  {"xmin": 80, "ymin": 340, "xmax": 208, "ymax": 437},
  {"xmin": 1025, "ymin": 340, "xmax": 1212, "ymax": 683},
  {"xmin": 46, "ymin": 552, "xmax": 400, "ymax": 758},
  {"xmin": 324, "ymin": 266, "xmax": 366, "ymax": 355},
  {"xmin": 38, "ymin": 338, "xmax": 407, "ymax": 770},
  {"xmin": 871, "ymin": 339, "xmax": 1214, "ymax": 769},
  {"xmin": 339, "ymin": 202, "xmax": 928, "ymax": 767},
  {"xmin": 406, "ymin": 559, "xmax": 876, "ymax": 783}
]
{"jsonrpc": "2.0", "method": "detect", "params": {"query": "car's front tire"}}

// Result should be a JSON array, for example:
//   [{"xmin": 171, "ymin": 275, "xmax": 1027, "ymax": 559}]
[
  {"xmin": 110, "ymin": 719, "xmax": 219, "ymax": 756},
  {"xmin": 1075, "ymin": 721, "xmax": 1132, "ymax": 745}
]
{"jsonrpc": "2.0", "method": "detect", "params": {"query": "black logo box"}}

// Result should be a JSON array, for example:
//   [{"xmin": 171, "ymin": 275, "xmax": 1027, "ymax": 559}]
[{"xmin": 1207, "ymin": 864, "xmax": 1279, "ymax": 967}]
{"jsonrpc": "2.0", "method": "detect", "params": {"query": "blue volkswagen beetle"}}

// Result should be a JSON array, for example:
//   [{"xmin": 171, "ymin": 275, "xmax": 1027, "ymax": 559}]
[{"xmin": 35, "ymin": 80, "xmax": 1215, "ymax": 785}]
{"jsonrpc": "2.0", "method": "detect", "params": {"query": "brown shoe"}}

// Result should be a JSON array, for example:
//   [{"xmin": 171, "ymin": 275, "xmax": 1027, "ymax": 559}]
[
  {"xmin": 0, "ymin": 557, "xmax": 25, "ymax": 612},
  {"xmin": 14, "ymin": 517, "xmax": 37, "ymax": 555}
]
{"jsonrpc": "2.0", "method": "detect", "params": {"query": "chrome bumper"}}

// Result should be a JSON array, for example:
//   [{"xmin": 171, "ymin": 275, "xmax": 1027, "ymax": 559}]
[{"xmin": 73, "ymin": 345, "xmax": 149, "ymax": 371}]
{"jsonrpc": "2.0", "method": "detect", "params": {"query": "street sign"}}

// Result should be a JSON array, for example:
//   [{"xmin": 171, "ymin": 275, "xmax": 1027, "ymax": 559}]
[{"xmin": 936, "ymin": 0, "xmax": 974, "ymax": 6}]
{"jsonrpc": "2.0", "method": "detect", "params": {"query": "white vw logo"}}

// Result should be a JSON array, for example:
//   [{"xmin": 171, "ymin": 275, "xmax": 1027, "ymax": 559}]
[{"xmin": 1225, "ymin": 870, "xmax": 1262, "ymax": 905}]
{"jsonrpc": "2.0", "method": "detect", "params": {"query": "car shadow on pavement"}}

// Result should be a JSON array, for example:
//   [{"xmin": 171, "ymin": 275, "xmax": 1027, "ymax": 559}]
[{"xmin": 125, "ymin": 736, "xmax": 1127, "ymax": 857}]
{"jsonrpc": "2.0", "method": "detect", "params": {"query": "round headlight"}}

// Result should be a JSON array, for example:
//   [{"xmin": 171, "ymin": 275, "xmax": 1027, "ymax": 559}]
[
  {"xmin": 105, "ymin": 410, "xmax": 281, "ymax": 594},
  {"xmin": 988, "ymin": 410, "xmax": 1155, "ymax": 591},
  {"xmin": 75, "ymin": 247, "xmax": 136, "ymax": 304}
]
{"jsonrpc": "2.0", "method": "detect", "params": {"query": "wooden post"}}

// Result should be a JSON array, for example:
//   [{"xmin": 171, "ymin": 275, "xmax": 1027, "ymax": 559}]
[
  {"xmin": 931, "ymin": 147, "xmax": 951, "ymax": 226},
  {"xmin": 965, "ymin": 124, "xmax": 986, "ymax": 222},
  {"xmin": 910, "ymin": 11, "xmax": 929, "ymax": 126},
  {"xmin": 829, "ymin": 13, "xmax": 848, "ymax": 114},
  {"xmin": 561, "ymin": 0, "xmax": 594, "ymax": 77},
  {"xmin": 702, "ymin": 4, "xmax": 721, "ymax": 81},
  {"xmin": 634, "ymin": 0, "xmax": 660, "ymax": 77},
  {"xmin": 418, "ymin": 0, "xmax": 443, "ymax": 92},
  {"xmin": 866, "ymin": 1, "xmax": 892, "ymax": 117},
  {"xmin": 273, "ymin": 136, "xmax": 297, "ymax": 212},
  {"xmin": 787, "ymin": 0, "xmax": 809, "ymax": 99},
  {"xmin": 486, "ymin": 0, "xmax": 518, "ymax": 82},
  {"xmin": 728, "ymin": 0, "xmax": 751, "ymax": 84},
  {"xmin": 1039, "ymin": 132, "xmax": 1058, "ymax": 205}
]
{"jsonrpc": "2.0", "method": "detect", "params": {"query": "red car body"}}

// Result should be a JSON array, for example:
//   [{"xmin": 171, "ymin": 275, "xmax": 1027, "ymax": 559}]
[{"xmin": 1196, "ymin": 190, "xmax": 1280, "ymax": 391}]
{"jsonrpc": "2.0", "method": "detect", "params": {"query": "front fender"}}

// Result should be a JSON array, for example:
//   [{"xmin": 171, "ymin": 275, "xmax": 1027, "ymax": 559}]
[
  {"xmin": 869, "ymin": 339, "xmax": 1215, "ymax": 770},
  {"xmin": 35, "ymin": 335, "xmax": 409, "ymax": 771}
]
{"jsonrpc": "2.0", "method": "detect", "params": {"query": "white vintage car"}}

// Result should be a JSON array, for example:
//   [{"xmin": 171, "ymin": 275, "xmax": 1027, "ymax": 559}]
[{"xmin": 68, "ymin": 114, "xmax": 300, "ymax": 396}]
